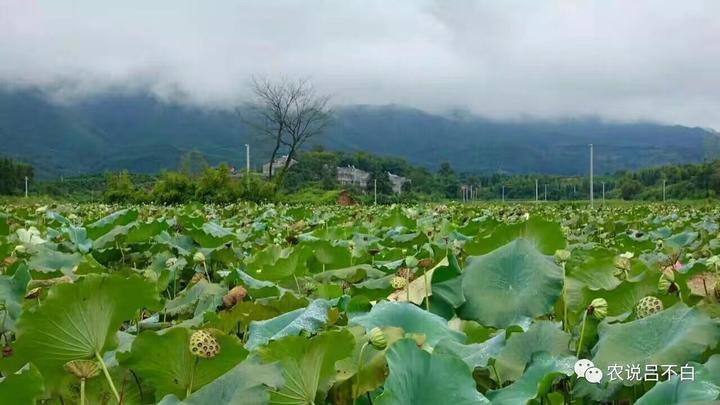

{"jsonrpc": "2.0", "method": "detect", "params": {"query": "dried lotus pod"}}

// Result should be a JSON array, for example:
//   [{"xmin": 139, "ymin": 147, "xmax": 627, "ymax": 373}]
[
  {"xmin": 24, "ymin": 287, "xmax": 42, "ymax": 300},
  {"xmin": 189, "ymin": 272, "xmax": 205, "ymax": 286},
  {"xmin": 222, "ymin": 286, "xmax": 247, "ymax": 308}
]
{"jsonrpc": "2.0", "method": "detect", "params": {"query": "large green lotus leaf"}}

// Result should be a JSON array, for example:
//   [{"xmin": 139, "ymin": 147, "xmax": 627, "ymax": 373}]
[
  {"xmin": 665, "ymin": 231, "xmax": 698, "ymax": 250},
  {"xmin": 591, "ymin": 303, "xmax": 720, "ymax": 384},
  {"xmin": 27, "ymin": 245, "xmax": 81, "ymax": 275},
  {"xmin": 565, "ymin": 247, "xmax": 621, "ymax": 291},
  {"xmin": 0, "ymin": 363, "xmax": 44, "ymax": 405},
  {"xmin": 156, "ymin": 357, "xmax": 284, "ymax": 405},
  {"xmin": 458, "ymin": 239, "xmax": 564, "ymax": 328},
  {"xmin": 465, "ymin": 217, "xmax": 565, "ymax": 256},
  {"xmin": 349, "ymin": 301, "xmax": 465, "ymax": 346},
  {"xmin": 118, "ymin": 328, "xmax": 248, "ymax": 399},
  {"xmin": 164, "ymin": 280, "xmax": 227, "ymax": 318},
  {"xmin": 312, "ymin": 264, "xmax": 385, "ymax": 283},
  {"xmin": 126, "ymin": 220, "xmax": 168, "ymax": 244},
  {"xmin": 257, "ymin": 329, "xmax": 355, "ymax": 404},
  {"xmin": 636, "ymin": 355, "xmax": 720, "ymax": 405},
  {"xmin": 92, "ymin": 222, "xmax": 134, "ymax": 250},
  {"xmin": 204, "ymin": 301, "xmax": 279, "ymax": 334},
  {"xmin": 486, "ymin": 352, "xmax": 575, "ymax": 405},
  {"xmin": 375, "ymin": 338, "xmax": 490, "ymax": 405},
  {"xmin": 430, "ymin": 254, "xmax": 465, "ymax": 308},
  {"xmin": 0, "ymin": 264, "xmax": 30, "ymax": 333},
  {"xmin": 494, "ymin": 320, "xmax": 572, "ymax": 383},
  {"xmin": 2, "ymin": 274, "xmax": 160, "ymax": 389},
  {"xmin": 63, "ymin": 225, "xmax": 92, "ymax": 253},
  {"xmin": 186, "ymin": 222, "xmax": 235, "ymax": 248},
  {"xmin": 246, "ymin": 248, "xmax": 307, "ymax": 281},
  {"xmin": 245, "ymin": 298, "xmax": 339, "ymax": 350},
  {"xmin": 433, "ymin": 332, "xmax": 506, "ymax": 370},
  {"xmin": 86, "ymin": 209, "xmax": 138, "ymax": 240}
]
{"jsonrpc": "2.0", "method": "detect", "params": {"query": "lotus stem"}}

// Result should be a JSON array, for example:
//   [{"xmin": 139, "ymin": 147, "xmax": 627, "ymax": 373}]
[
  {"xmin": 95, "ymin": 351, "xmax": 120, "ymax": 403},
  {"xmin": 575, "ymin": 311, "xmax": 588, "ymax": 358},
  {"xmin": 423, "ymin": 269, "xmax": 430, "ymax": 311},
  {"xmin": 80, "ymin": 378, "xmax": 86, "ymax": 405},
  {"xmin": 187, "ymin": 357, "xmax": 199, "ymax": 399},
  {"xmin": 354, "ymin": 342, "xmax": 370, "ymax": 399}
]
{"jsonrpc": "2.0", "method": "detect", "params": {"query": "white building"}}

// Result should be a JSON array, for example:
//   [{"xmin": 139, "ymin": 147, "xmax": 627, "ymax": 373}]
[
  {"xmin": 336, "ymin": 165, "xmax": 370, "ymax": 188},
  {"xmin": 262, "ymin": 155, "xmax": 297, "ymax": 177},
  {"xmin": 388, "ymin": 172, "xmax": 410, "ymax": 194}
]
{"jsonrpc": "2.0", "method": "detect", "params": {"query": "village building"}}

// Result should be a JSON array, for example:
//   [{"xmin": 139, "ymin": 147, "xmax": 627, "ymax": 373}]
[
  {"xmin": 262, "ymin": 155, "xmax": 297, "ymax": 177},
  {"xmin": 336, "ymin": 165, "xmax": 370, "ymax": 188},
  {"xmin": 388, "ymin": 172, "xmax": 410, "ymax": 194}
]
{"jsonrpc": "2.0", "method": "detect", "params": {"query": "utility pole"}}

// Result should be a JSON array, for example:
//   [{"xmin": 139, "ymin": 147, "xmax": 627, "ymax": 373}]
[
  {"xmin": 663, "ymin": 179, "xmax": 666, "ymax": 202},
  {"xmin": 589, "ymin": 143, "xmax": 594, "ymax": 208},
  {"xmin": 602, "ymin": 182, "xmax": 606, "ymax": 203},
  {"xmin": 24, "ymin": 176, "xmax": 28, "ymax": 198},
  {"xmin": 245, "ymin": 144, "xmax": 251, "ymax": 188},
  {"xmin": 502, "ymin": 185, "xmax": 505, "ymax": 202},
  {"xmin": 374, "ymin": 179, "xmax": 377, "ymax": 205},
  {"xmin": 470, "ymin": 185, "xmax": 473, "ymax": 202},
  {"xmin": 535, "ymin": 179, "xmax": 539, "ymax": 202},
  {"xmin": 544, "ymin": 184, "xmax": 548, "ymax": 201}
]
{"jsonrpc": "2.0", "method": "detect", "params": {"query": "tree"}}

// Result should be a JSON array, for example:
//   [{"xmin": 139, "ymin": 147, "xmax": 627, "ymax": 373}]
[
  {"xmin": 246, "ymin": 77, "xmax": 332, "ymax": 188},
  {"xmin": 180, "ymin": 150, "xmax": 208, "ymax": 178}
]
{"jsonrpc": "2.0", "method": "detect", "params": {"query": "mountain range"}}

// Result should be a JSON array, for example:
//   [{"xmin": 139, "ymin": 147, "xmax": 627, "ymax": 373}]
[{"xmin": 0, "ymin": 89, "xmax": 717, "ymax": 179}]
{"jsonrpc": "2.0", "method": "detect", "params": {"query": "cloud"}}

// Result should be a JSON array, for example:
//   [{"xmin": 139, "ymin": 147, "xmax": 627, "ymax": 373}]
[{"xmin": 1, "ymin": 0, "xmax": 719, "ymax": 128}]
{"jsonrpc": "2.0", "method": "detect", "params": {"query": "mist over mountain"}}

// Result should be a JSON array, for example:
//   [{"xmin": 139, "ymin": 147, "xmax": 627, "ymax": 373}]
[{"xmin": 1, "ymin": 89, "xmax": 717, "ymax": 179}]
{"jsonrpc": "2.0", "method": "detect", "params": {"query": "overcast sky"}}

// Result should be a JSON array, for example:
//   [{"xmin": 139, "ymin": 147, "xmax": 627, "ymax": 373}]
[{"xmin": 1, "ymin": 0, "xmax": 719, "ymax": 128}]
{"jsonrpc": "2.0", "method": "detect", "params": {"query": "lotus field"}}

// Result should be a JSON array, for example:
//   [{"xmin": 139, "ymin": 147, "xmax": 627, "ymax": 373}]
[{"xmin": 1, "ymin": 202, "xmax": 720, "ymax": 404}]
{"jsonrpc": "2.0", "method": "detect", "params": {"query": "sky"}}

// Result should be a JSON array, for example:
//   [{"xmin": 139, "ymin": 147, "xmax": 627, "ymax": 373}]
[{"xmin": 1, "ymin": 0, "xmax": 719, "ymax": 128}]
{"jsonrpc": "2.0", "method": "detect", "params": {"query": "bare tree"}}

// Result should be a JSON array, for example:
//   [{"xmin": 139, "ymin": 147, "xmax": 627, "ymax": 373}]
[{"xmin": 245, "ymin": 77, "xmax": 331, "ymax": 188}]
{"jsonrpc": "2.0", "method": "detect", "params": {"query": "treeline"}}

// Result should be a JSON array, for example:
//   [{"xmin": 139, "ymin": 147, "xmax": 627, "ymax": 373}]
[
  {"xmin": 0, "ymin": 158, "xmax": 33, "ymax": 195},
  {"xmin": 18, "ymin": 151, "xmax": 720, "ymax": 203}
]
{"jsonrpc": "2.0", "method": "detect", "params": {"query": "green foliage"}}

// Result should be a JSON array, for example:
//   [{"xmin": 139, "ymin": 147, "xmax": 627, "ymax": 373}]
[
  {"xmin": 1, "ymin": 201, "xmax": 720, "ymax": 404},
  {"xmin": 0, "ymin": 157, "xmax": 33, "ymax": 196}
]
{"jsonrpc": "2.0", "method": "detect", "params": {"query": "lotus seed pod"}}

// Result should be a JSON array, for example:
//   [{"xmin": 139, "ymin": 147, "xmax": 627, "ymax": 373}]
[
  {"xmin": 368, "ymin": 327, "xmax": 387, "ymax": 350},
  {"xmin": 657, "ymin": 275, "xmax": 672, "ymax": 294},
  {"xmin": 418, "ymin": 258, "xmax": 434, "ymax": 269},
  {"xmin": 165, "ymin": 257, "xmax": 178, "ymax": 268},
  {"xmin": 390, "ymin": 276, "xmax": 407, "ymax": 290},
  {"xmin": 396, "ymin": 267, "xmax": 414, "ymax": 282},
  {"xmin": 24, "ymin": 287, "xmax": 42, "ymax": 300},
  {"xmin": 554, "ymin": 249, "xmax": 571, "ymax": 263},
  {"xmin": 189, "ymin": 330, "xmax": 220, "ymax": 359},
  {"xmin": 193, "ymin": 251, "xmax": 206, "ymax": 263},
  {"xmin": 404, "ymin": 256, "xmax": 419, "ymax": 268},
  {"xmin": 189, "ymin": 272, "xmax": 205, "ymax": 285},
  {"xmin": 614, "ymin": 256, "xmax": 631, "ymax": 271},
  {"xmin": 64, "ymin": 360, "xmax": 101, "ymax": 379},
  {"xmin": 222, "ymin": 286, "xmax": 247, "ymax": 308},
  {"xmin": 589, "ymin": 298, "xmax": 608, "ymax": 320},
  {"xmin": 636, "ymin": 296, "xmax": 664, "ymax": 319}
]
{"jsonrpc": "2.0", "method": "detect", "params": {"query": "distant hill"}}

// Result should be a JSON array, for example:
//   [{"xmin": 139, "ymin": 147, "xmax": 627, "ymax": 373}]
[{"xmin": 0, "ymin": 89, "xmax": 717, "ymax": 178}]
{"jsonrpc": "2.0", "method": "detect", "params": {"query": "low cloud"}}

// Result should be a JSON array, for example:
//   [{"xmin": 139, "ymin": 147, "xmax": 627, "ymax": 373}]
[{"xmin": 1, "ymin": 0, "xmax": 719, "ymax": 128}]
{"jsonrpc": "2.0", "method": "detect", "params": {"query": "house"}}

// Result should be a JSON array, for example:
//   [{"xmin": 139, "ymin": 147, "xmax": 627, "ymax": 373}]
[
  {"xmin": 388, "ymin": 172, "xmax": 410, "ymax": 194},
  {"xmin": 336, "ymin": 166, "xmax": 370, "ymax": 188},
  {"xmin": 262, "ymin": 155, "xmax": 297, "ymax": 177}
]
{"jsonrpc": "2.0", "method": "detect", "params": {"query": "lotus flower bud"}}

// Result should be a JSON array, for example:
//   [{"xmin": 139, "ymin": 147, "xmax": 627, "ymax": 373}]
[
  {"xmin": 189, "ymin": 330, "xmax": 220, "ymax": 359},
  {"xmin": 193, "ymin": 251, "xmax": 206, "ymax": 263},
  {"xmin": 405, "ymin": 256, "xmax": 419, "ymax": 268},
  {"xmin": 554, "ymin": 249, "xmax": 571, "ymax": 263},
  {"xmin": 390, "ymin": 276, "xmax": 407, "ymax": 290},
  {"xmin": 368, "ymin": 327, "xmax": 387, "ymax": 350},
  {"xmin": 588, "ymin": 298, "xmax": 608, "ymax": 320},
  {"xmin": 636, "ymin": 296, "xmax": 663, "ymax": 319},
  {"xmin": 64, "ymin": 360, "xmax": 101, "ymax": 380}
]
